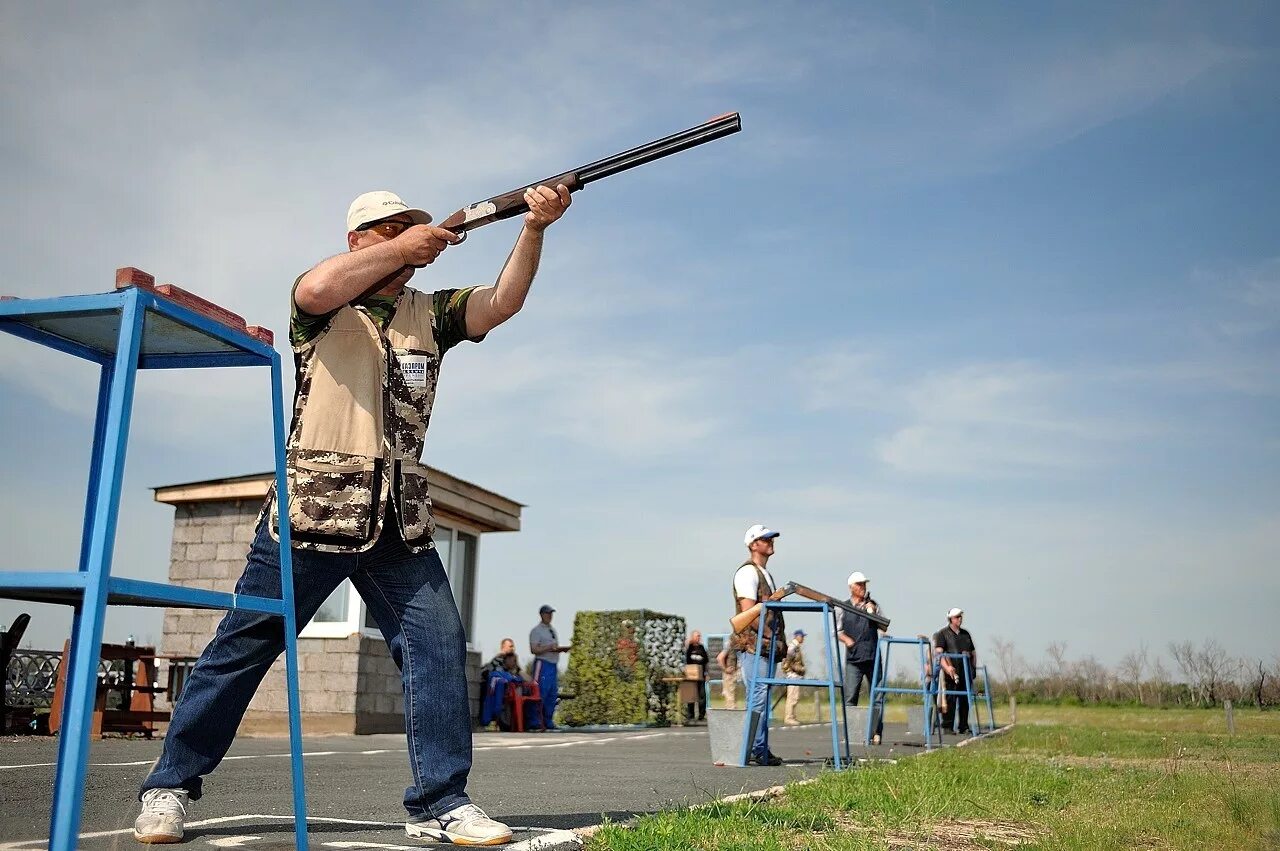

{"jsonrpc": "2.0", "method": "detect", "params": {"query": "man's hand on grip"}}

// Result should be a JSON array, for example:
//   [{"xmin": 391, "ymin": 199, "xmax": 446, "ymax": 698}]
[{"xmin": 394, "ymin": 225, "xmax": 463, "ymax": 268}]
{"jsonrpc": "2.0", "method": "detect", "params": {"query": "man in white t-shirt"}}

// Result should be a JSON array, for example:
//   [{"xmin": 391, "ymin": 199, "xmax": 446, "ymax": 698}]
[{"xmin": 729, "ymin": 524, "xmax": 784, "ymax": 766}]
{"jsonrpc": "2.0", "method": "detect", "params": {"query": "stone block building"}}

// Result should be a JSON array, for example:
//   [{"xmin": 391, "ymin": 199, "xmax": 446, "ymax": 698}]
[{"xmin": 154, "ymin": 468, "xmax": 521, "ymax": 734}]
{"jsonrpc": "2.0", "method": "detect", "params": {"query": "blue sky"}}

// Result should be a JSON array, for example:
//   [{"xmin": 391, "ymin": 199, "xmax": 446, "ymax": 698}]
[{"xmin": 1, "ymin": 2, "xmax": 1276, "ymax": 674}]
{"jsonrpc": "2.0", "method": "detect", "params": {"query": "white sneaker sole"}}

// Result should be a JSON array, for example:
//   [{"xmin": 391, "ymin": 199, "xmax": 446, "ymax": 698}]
[
  {"xmin": 405, "ymin": 821, "xmax": 512, "ymax": 846},
  {"xmin": 133, "ymin": 830, "xmax": 183, "ymax": 844}
]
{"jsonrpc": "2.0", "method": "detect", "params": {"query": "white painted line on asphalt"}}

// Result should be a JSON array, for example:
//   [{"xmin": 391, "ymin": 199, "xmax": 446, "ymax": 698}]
[
  {"xmin": 2, "ymin": 815, "xmax": 577, "ymax": 850},
  {"xmin": 0, "ymin": 728, "xmax": 688, "ymax": 770}
]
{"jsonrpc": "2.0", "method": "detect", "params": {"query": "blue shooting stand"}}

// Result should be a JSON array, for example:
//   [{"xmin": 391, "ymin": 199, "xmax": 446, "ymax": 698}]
[
  {"xmin": 740, "ymin": 599, "xmax": 851, "ymax": 769},
  {"xmin": 973, "ymin": 664, "xmax": 997, "ymax": 733},
  {"xmin": 0, "ymin": 284, "xmax": 309, "ymax": 850},
  {"xmin": 933, "ymin": 651, "xmax": 982, "ymax": 738},
  {"xmin": 867, "ymin": 635, "xmax": 941, "ymax": 750}
]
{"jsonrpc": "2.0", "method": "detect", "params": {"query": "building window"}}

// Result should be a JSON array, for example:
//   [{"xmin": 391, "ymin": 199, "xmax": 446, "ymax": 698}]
[{"xmin": 303, "ymin": 522, "xmax": 478, "ymax": 645}]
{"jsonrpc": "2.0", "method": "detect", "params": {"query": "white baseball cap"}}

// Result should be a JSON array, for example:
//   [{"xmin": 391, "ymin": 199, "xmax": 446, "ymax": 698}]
[
  {"xmin": 947, "ymin": 607, "xmax": 964, "ymax": 618},
  {"xmin": 847, "ymin": 571, "xmax": 869, "ymax": 585},
  {"xmin": 743, "ymin": 524, "xmax": 781, "ymax": 545},
  {"xmin": 346, "ymin": 190, "xmax": 432, "ymax": 232}
]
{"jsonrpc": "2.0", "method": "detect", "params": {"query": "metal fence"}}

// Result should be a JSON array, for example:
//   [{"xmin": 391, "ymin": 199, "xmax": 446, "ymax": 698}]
[{"xmin": 5, "ymin": 649, "xmax": 62, "ymax": 709}]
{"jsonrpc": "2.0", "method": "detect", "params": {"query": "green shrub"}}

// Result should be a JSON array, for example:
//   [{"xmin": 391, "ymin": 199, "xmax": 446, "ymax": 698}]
[{"xmin": 560, "ymin": 609, "xmax": 686, "ymax": 727}]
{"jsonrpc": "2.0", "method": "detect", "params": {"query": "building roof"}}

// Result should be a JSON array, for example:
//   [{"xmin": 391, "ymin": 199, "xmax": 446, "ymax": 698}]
[{"xmin": 153, "ymin": 467, "xmax": 522, "ymax": 533}]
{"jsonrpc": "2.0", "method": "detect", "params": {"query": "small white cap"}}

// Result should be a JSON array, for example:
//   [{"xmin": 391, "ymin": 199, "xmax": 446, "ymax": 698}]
[
  {"xmin": 346, "ymin": 190, "xmax": 432, "ymax": 232},
  {"xmin": 947, "ymin": 607, "xmax": 964, "ymax": 618},
  {"xmin": 743, "ymin": 524, "xmax": 781, "ymax": 545},
  {"xmin": 847, "ymin": 571, "xmax": 869, "ymax": 585}
]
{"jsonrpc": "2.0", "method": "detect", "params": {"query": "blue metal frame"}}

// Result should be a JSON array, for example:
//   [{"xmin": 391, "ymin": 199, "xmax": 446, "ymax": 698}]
[
  {"xmin": 933, "ymin": 651, "xmax": 982, "ymax": 738},
  {"xmin": 972, "ymin": 664, "xmax": 997, "ymax": 733},
  {"xmin": 738, "ymin": 600, "xmax": 851, "ymax": 769},
  {"xmin": 0, "ymin": 288, "xmax": 309, "ymax": 850},
  {"xmin": 867, "ymin": 636, "xmax": 941, "ymax": 750}
]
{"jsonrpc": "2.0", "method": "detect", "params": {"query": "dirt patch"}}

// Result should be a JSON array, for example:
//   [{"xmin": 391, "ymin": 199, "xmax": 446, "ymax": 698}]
[
  {"xmin": 826, "ymin": 815, "xmax": 1038, "ymax": 849},
  {"xmin": 993, "ymin": 752, "xmax": 1278, "ymax": 780}
]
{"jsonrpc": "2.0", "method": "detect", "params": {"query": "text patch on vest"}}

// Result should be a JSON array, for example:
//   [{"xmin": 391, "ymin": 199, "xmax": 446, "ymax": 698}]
[{"xmin": 398, "ymin": 353, "xmax": 432, "ymax": 389}]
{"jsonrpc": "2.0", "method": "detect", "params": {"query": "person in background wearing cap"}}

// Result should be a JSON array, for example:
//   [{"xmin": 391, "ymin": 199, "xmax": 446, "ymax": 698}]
[
  {"xmin": 134, "ymin": 186, "xmax": 570, "ymax": 847},
  {"xmin": 530, "ymin": 605, "xmax": 571, "ymax": 730},
  {"xmin": 837, "ymin": 571, "xmax": 887, "ymax": 744},
  {"xmin": 730, "ymin": 524, "xmax": 785, "ymax": 766},
  {"xmin": 933, "ymin": 608, "xmax": 977, "ymax": 735},
  {"xmin": 781, "ymin": 629, "xmax": 808, "ymax": 726}
]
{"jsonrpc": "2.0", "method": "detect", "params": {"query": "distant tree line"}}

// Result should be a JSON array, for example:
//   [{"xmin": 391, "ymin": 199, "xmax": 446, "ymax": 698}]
[{"xmin": 969, "ymin": 637, "xmax": 1279, "ymax": 708}]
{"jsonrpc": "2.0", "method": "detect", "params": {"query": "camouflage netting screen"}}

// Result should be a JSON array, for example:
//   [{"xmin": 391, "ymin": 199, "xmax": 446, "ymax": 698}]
[{"xmin": 560, "ymin": 609, "xmax": 687, "ymax": 727}]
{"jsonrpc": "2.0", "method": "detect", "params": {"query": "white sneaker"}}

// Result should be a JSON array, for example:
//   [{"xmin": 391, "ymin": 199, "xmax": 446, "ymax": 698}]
[
  {"xmin": 134, "ymin": 788, "xmax": 188, "ymax": 844},
  {"xmin": 406, "ymin": 803, "xmax": 512, "ymax": 846}
]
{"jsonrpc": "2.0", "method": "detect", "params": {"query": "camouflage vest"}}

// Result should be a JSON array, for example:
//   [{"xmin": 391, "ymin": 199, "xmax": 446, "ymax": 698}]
[
  {"xmin": 729, "ymin": 562, "xmax": 785, "ymax": 658},
  {"xmin": 264, "ymin": 287, "xmax": 442, "ymax": 553}
]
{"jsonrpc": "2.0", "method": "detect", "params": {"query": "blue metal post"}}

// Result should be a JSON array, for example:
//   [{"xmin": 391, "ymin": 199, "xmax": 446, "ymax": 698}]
[
  {"xmin": 739, "ymin": 610, "xmax": 766, "ymax": 767},
  {"xmin": 865, "ymin": 638, "xmax": 885, "ymax": 746},
  {"xmin": 820, "ymin": 602, "xmax": 844, "ymax": 769},
  {"xmin": 270, "ymin": 355, "xmax": 310, "ymax": 850},
  {"xmin": 981, "ymin": 665, "xmax": 996, "ymax": 732},
  {"xmin": 48, "ymin": 293, "xmax": 145, "ymax": 850}
]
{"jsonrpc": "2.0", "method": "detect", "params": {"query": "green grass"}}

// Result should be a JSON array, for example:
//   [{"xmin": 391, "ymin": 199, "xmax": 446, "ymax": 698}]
[{"xmin": 586, "ymin": 705, "xmax": 1280, "ymax": 850}]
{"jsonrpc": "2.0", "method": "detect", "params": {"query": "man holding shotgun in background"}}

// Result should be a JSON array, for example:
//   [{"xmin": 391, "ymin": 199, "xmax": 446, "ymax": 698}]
[
  {"xmin": 133, "ymin": 184, "xmax": 570, "ymax": 847},
  {"xmin": 729, "ymin": 524, "xmax": 788, "ymax": 766}
]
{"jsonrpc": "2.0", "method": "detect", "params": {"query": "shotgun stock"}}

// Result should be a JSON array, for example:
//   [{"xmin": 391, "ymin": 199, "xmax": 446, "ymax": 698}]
[
  {"xmin": 438, "ymin": 112, "xmax": 741, "ymax": 240},
  {"xmin": 728, "ymin": 586, "xmax": 791, "ymax": 634}
]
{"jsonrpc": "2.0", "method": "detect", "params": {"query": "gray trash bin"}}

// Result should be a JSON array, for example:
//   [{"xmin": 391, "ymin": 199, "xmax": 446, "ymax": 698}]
[{"xmin": 707, "ymin": 708, "xmax": 746, "ymax": 765}]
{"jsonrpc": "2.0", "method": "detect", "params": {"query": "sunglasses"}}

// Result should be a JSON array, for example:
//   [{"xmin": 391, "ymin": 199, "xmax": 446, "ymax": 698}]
[{"xmin": 357, "ymin": 218, "xmax": 414, "ymax": 238}]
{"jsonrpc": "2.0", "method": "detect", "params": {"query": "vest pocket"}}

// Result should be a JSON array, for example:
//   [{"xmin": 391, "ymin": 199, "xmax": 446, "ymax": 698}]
[
  {"xmin": 287, "ymin": 454, "xmax": 378, "ymax": 544},
  {"xmin": 395, "ymin": 460, "xmax": 436, "ymax": 548}
]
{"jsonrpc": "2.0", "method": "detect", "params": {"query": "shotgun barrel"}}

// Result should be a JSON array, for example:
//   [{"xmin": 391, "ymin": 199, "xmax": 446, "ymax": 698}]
[
  {"xmin": 784, "ymin": 582, "xmax": 892, "ymax": 630},
  {"xmin": 438, "ymin": 112, "xmax": 741, "ymax": 237}
]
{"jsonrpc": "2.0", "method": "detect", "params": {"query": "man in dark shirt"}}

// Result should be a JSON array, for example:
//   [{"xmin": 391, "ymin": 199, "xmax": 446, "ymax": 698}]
[
  {"xmin": 836, "ymin": 570, "xmax": 886, "ymax": 744},
  {"xmin": 683, "ymin": 630, "xmax": 709, "ymax": 722},
  {"xmin": 933, "ymin": 607, "xmax": 977, "ymax": 735}
]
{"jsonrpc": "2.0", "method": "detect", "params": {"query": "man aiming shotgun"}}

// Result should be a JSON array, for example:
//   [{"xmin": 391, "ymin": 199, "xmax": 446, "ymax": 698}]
[{"xmin": 134, "ymin": 113, "xmax": 738, "ymax": 846}]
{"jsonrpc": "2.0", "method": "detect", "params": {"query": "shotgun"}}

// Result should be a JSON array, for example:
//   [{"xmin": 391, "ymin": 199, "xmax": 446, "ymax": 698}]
[
  {"xmin": 783, "ymin": 582, "xmax": 891, "ymax": 631},
  {"xmin": 438, "ymin": 112, "xmax": 741, "ymax": 241}
]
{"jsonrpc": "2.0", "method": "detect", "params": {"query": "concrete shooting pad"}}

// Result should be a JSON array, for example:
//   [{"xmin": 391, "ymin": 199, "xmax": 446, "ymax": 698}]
[{"xmin": 0, "ymin": 721, "xmax": 970, "ymax": 849}]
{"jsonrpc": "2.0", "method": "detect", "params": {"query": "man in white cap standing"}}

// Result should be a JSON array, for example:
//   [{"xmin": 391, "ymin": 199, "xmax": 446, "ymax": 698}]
[
  {"xmin": 730, "ymin": 524, "xmax": 785, "ymax": 765},
  {"xmin": 933, "ymin": 608, "xmax": 977, "ymax": 735},
  {"xmin": 135, "ymin": 185, "xmax": 571, "ymax": 846},
  {"xmin": 836, "ymin": 571, "xmax": 887, "ymax": 744}
]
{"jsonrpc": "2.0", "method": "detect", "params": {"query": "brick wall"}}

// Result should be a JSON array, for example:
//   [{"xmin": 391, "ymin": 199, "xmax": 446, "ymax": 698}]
[{"xmin": 159, "ymin": 499, "xmax": 483, "ymax": 734}]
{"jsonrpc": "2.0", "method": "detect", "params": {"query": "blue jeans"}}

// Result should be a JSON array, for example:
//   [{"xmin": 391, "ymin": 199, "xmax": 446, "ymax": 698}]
[
  {"xmin": 737, "ymin": 650, "xmax": 772, "ymax": 756},
  {"xmin": 140, "ymin": 514, "xmax": 472, "ymax": 819}
]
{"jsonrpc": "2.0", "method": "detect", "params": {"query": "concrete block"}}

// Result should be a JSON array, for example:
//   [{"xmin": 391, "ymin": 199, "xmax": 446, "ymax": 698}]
[
  {"xmin": 173, "ymin": 525, "xmax": 202, "ymax": 544},
  {"xmin": 197, "ymin": 562, "xmax": 227, "ymax": 580},
  {"xmin": 186, "ymin": 543, "xmax": 217, "ymax": 561},
  {"xmin": 203, "ymin": 525, "xmax": 233, "ymax": 544},
  {"xmin": 216, "ymin": 542, "xmax": 247, "ymax": 561},
  {"xmin": 169, "ymin": 561, "xmax": 199, "ymax": 581}
]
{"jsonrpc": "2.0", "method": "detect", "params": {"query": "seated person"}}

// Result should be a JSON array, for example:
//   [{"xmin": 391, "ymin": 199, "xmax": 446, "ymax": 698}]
[{"xmin": 479, "ymin": 652, "xmax": 534, "ymax": 731}]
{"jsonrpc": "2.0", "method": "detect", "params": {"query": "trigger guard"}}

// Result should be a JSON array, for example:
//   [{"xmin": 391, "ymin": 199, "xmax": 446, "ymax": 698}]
[{"xmin": 453, "ymin": 230, "xmax": 467, "ymax": 245}]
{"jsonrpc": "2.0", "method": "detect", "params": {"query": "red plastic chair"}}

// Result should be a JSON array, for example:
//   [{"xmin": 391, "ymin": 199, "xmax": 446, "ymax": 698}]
[{"xmin": 506, "ymin": 681, "xmax": 545, "ymax": 732}]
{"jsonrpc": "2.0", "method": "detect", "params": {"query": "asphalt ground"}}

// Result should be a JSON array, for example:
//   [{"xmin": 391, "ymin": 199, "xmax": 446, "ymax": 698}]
[{"xmin": 0, "ymin": 721, "xmax": 954, "ymax": 849}]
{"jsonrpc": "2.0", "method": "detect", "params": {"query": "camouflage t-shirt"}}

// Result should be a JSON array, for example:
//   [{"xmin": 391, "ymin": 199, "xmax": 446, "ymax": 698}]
[{"xmin": 290, "ymin": 278, "xmax": 482, "ymax": 352}]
